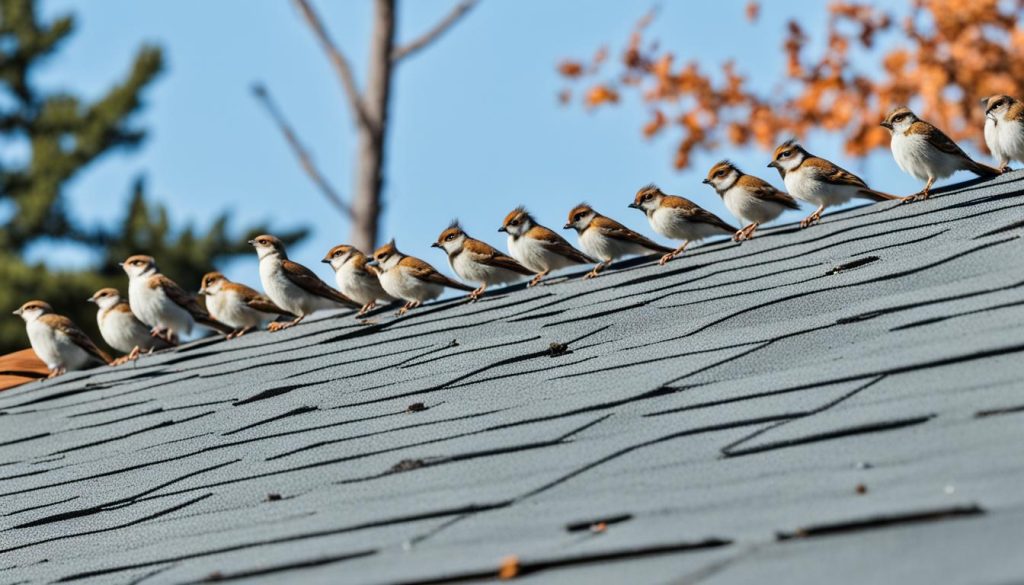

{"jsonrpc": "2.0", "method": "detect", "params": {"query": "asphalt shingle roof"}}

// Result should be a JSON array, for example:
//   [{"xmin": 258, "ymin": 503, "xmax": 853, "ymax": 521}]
[{"xmin": 2, "ymin": 173, "xmax": 1024, "ymax": 584}]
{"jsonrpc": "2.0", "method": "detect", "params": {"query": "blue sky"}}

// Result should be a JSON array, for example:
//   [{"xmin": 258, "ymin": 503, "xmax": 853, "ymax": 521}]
[{"xmin": 27, "ymin": 0, "xmax": 965, "ymax": 286}]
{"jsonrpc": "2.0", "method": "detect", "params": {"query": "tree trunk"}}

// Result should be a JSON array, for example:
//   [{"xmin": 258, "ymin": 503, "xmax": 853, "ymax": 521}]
[{"xmin": 350, "ymin": 0, "xmax": 395, "ymax": 254}]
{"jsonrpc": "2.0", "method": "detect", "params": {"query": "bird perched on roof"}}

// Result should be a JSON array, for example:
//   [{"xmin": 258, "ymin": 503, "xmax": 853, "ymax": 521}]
[
  {"xmin": 768, "ymin": 139, "xmax": 901, "ymax": 228},
  {"xmin": 563, "ymin": 203, "xmax": 673, "ymax": 278},
  {"xmin": 322, "ymin": 244, "xmax": 395, "ymax": 317},
  {"xmin": 629, "ymin": 185, "xmax": 738, "ymax": 263},
  {"xmin": 432, "ymin": 221, "xmax": 534, "ymax": 301},
  {"xmin": 199, "ymin": 272, "xmax": 293, "ymax": 338},
  {"xmin": 249, "ymin": 234, "xmax": 360, "ymax": 330},
  {"xmin": 122, "ymin": 255, "xmax": 232, "ymax": 343},
  {"xmin": 88, "ymin": 288, "xmax": 173, "ymax": 364},
  {"xmin": 13, "ymin": 300, "xmax": 110, "ymax": 378},
  {"xmin": 499, "ymin": 206, "xmax": 595, "ymax": 287},
  {"xmin": 981, "ymin": 95, "xmax": 1024, "ymax": 173},
  {"xmin": 370, "ymin": 240, "xmax": 474, "ymax": 315},
  {"xmin": 702, "ymin": 161, "xmax": 801, "ymax": 240},
  {"xmin": 881, "ymin": 106, "xmax": 1000, "ymax": 202}
]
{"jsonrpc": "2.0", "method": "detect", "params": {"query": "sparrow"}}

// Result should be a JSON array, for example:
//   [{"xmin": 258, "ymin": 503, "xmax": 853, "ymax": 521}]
[
  {"xmin": 122, "ymin": 255, "xmax": 233, "ymax": 342},
  {"xmin": 88, "ymin": 288, "xmax": 173, "ymax": 364},
  {"xmin": 702, "ymin": 161, "xmax": 801, "ymax": 240},
  {"xmin": 499, "ymin": 206, "xmax": 595, "ymax": 287},
  {"xmin": 629, "ymin": 184, "xmax": 738, "ymax": 263},
  {"xmin": 563, "ymin": 203, "xmax": 673, "ymax": 278},
  {"xmin": 199, "ymin": 272, "xmax": 293, "ymax": 338},
  {"xmin": 768, "ymin": 139, "xmax": 900, "ymax": 228},
  {"xmin": 321, "ymin": 244, "xmax": 395, "ymax": 317},
  {"xmin": 981, "ymin": 95, "xmax": 1024, "ymax": 173},
  {"xmin": 249, "ymin": 234, "xmax": 360, "ymax": 330},
  {"xmin": 370, "ymin": 239, "xmax": 475, "ymax": 315},
  {"xmin": 432, "ymin": 220, "xmax": 535, "ymax": 300},
  {"xmin": 13, "ymin": 300, "xmax": 111, "ymax": 378},
  {"xmin": 881, "ymin": 106, "xmax": 1000, "ymax": 201}
]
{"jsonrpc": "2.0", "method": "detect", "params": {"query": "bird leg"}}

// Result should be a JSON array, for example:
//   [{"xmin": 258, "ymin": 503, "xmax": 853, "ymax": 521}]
[
  {"xmin": 660, "ymin": 241, "xmax": 689, "ymax": 265},
  {"xmin": 397, "ymin": 301, "xmax": 415, "ymax": 316},
  {"xmin": 735, "ymin": 223, "xmax": 759, "ymax": 241},
  {"xmin": 357, "ymin": 302, "xmax": 377, "ymax": 317},
  {"xmin": 584, "ymin": 260, "xmax": 609, "ymax": 280},
  {"xmin": 800, "ymin": 206, "xmax": 825, "ymax": 228},
  {"xmin": 111, "ymin": 346, "xmax": 141, "ymax": 366},
  {"xmin": 528, "ymin": 270, "xmax": 550, "ymax": 287},
  {"xmin": 268, "ymin": 316, "xmax": 303, "ymax": 331},
  {"xmin": 999, "ymin": 159, "xmax": 1011, "ymax": 173},
  {"xmin": 468, "ymin": 285, "xmax": 487, "ymax": 301},
  {"xmin": 228, "ymin": 326, "xmax": 254, "ymax": 339},
  {"xmin": 47, "ymin": 367, "xmax": 65, "ymax": 379}
]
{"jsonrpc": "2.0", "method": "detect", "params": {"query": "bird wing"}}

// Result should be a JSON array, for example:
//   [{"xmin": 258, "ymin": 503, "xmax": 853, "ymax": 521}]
[
  {"xmin": 804, "ymin": 157, "xmax": 870, "ymax": 189},
  {"xmin": 153, "ymin": 275, "xmax": 234, "ymax": 333},
  {"xmin": 400, "ymin": 256, "xmax": 475, "ymax": 291},
  {"xmin": 152, "ymin": 275, "xmax": 209, "ymax": 319},
  {"xmin": 911, "ymin": 121, "xmax": 972, "ymax": 160},
  {"xmin": 527, "ymin": 226, "xmax": 595, "ymax": 263},
  {"xmin": 41, "ymin": 314, "xmax": 111, "ymax": 364},
  {"xmin": 281, "ymin": 260, "xmax": 360, "ymax": 307},
  {"xmin": 226, "ymin": 283, "xmax": 295, "ymax": 316},
  {"xmin": 591, "ymin": 216, "xmax": 673, "ymax": 253},
  {"xmin": 464, "ymin": 239, "xmax": 535, "ymax": 275},
  {"xmin": 737, "ymin": 175, "xmax": 801, "ymax": 210},
  {"xmin": 662, "ymin": 196, "xmax": 738, "ymax": 232}
]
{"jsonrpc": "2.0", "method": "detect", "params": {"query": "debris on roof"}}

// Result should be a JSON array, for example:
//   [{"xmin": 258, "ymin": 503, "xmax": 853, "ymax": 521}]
[{"xmin": 2, "ymin": 174, "xmax": 1024, "ymax": 584}]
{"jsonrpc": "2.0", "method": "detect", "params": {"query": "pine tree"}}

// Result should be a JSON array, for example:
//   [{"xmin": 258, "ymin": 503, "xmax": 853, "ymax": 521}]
[{"xmin": 0, "ymin": 0, "xmax": 306, "ymax": 354}]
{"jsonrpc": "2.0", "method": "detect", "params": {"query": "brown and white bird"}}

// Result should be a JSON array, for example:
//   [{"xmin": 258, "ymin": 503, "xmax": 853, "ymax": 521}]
[
  {"xmin": 882, "ymin": 106, "xmax": 999, "ymax": 201},
  {"xmin": 199, "ymin": 272, "xmax": 293, "ymax": 338},
  {"xmin": 370, "ymin": 240, "xmax": 474, "ymax": 315},
  {"xmin": 563, "ymin": 203, "xmax": 673, "ymax": 278},
  {"xmin": 702, "ymin": 161, "xmax": 801, "ymax": 240},
  {"xmin": 322, "ymin": 244, "xmax": 395, "ymax": 317},
  {"xmin": 432, "ymin": 221, "xmax": 535, "ymax": 300},
  {"xmin": 981, "ymin": 95, "xmax": 1024, "ymax": 172},
  {"xmin": 13, "ymin": 300, "xmax": 110, "ymax": 378},
  {"xmin": 629, "ymin": 185, "xmax": 738, "ymax": 263},
  {"xmin": 249, "ymin": 234, "xmax": 360, "ymax": 330},
  {"xmin": 499, "ymin": 206, "xmax": 595, "ymax": 287},
  {"xmin": 122, "ymin": 255, "xmax": 232, "ymax": 342},
  {"xmin": 768, "ymin": 139, "xmax": 900, "ymax": 227},
  {"xmin": 88, "ymin": 288, "xmax": 173, "ymax": 364}
]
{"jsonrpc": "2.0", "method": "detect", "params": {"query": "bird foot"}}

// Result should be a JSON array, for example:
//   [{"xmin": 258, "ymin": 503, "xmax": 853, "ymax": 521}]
[
  {"xmin": 527, "ymin": 274, "xmax": 544, "ymax": 287},
  {"xmin": 800, "ymin": 214, "xmax": 821, "ymax": 228},
  {"xmin": 1001, "ymin": 165, "xmax": 1012, "ymax": 174},
  {"xmin": 659, "ymin": 252, "xmax": 675, "ymax": 265},
  {"xmin": 468, "ymin": 289, "xmax": 484, "ymax": 302},
  {"xmin": 268, "ymin": 321, "xmax": 293, "ymax": 332},
  {"xmin": 583, "ymin": 270, "xmax": 599, "ymax": 280}
]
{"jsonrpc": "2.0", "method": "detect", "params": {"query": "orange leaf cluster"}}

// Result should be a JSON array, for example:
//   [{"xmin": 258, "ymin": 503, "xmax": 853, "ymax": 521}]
[{"xmin": 557, "ymin": 0, "xmax": 1024, "ymax": 170}]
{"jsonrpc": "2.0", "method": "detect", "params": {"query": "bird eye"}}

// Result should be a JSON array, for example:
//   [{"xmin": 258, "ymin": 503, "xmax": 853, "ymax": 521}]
[
  {"xmin": 781, "ymin": 150, "xmax": 791, "ymax": 158},
  {"xmin": 643, "ymin": 194, "xmax": 652, "ymax": 201},
  {"xmin": 509, "ymin": 220, "xmax": 518, "ymax": 226},
  {"xmin": 715, "ymin": 170, "xmax": 725, "ymax": 177},
  {"xmin": 445, "ymin": 233, "xmax": 456, "ymax": 241},
  {"xmin": 573, "ymin": 214, "xmax": 583, "ymax": 222}
]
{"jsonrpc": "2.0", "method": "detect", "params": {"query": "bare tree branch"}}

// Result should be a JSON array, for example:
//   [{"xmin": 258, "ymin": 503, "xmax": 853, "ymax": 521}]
[
  {"xmin": 291, "ymin": 0, "xmax": 374, "ymax": 131},
  {"xmin": 251, "ymin": 83, "xmax": 353, "ymax": 220},
  {"xmin": 391, "ymin": 0, "xmax": 479, "ymax": 63}
]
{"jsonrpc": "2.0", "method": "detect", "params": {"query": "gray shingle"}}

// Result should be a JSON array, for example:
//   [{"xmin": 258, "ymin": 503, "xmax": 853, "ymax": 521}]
[{"xmin": 2, "ymin": 173, "xmax": 1024, "ymax": 584}]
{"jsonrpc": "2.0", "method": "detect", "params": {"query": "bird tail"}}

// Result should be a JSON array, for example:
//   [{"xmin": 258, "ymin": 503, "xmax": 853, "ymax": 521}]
[
  {"xmin": 965, "ymin": 158, "xmax": 1001, "ymax": 178},
  {"xmin": 857, "ymin": 188, "xmax": 901, "ymax": 202}
]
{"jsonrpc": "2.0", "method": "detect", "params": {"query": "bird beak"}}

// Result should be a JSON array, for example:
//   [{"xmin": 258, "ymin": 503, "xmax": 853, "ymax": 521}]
[
  {"xmin": 320, "ymin": 257, "xmax": 331, "ymax": 264},
  {"xmin": 366, "ymin": 260, "xmax": 378, "ymax": 267},
  {"xmin": 86, "ymin": 297, "xmax": 95, "ymax": 303},
  {"xmin": 701, "ymin": 178, "xmax": 710, "ymax": 184},
  {"xmin": 767, "ymin": 161, "xmax": 779, "ymax": 169},
  {"xmin": 198, "ymin": 287, "xmax": 207, "ymax": 295},
  {"xmin": 12, "ymin": 308, "xmax": 22, "ymax": 316},
  {"xmin": 118, "ymin": 262, "xmax": 124, "ymax": 267},
  {"xmin": 247, "ymin": 239, "xmax": 256, "ymax": 246},
  {"xmin": 562, "ymin": 223, "xmax": 572, "ymax": 230},
  {"xmin": 497, "ymin": 226, "xmax": 506, "ymax": 233},
  {"xmin": 880, "ymin": 121, "xmax": 892, "ymax": 129},
  {"xmin": 627, "ymin": 202, "xmax": 639, "ymax": 209},
  {"xmin": 430, "ymin": 242, "xmax": 441, "ymax": 248}
]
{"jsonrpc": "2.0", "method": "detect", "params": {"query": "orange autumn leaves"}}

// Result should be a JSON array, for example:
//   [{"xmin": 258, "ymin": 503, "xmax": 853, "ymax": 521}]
[{"xmin": 557, "ymin": 1, "xmax": 1024, "ymax": 170}]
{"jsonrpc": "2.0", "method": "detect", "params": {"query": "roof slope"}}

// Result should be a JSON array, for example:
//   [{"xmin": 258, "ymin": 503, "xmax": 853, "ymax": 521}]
[{"xmin": 2, "ymin": 173, "xmax": 1024, "ymax": 584}]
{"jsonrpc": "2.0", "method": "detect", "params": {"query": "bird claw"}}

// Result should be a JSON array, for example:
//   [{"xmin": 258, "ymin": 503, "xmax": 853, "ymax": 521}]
[{"xmin": 659, "ymin": 253, "xmax": 675, "ymax": 265}]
